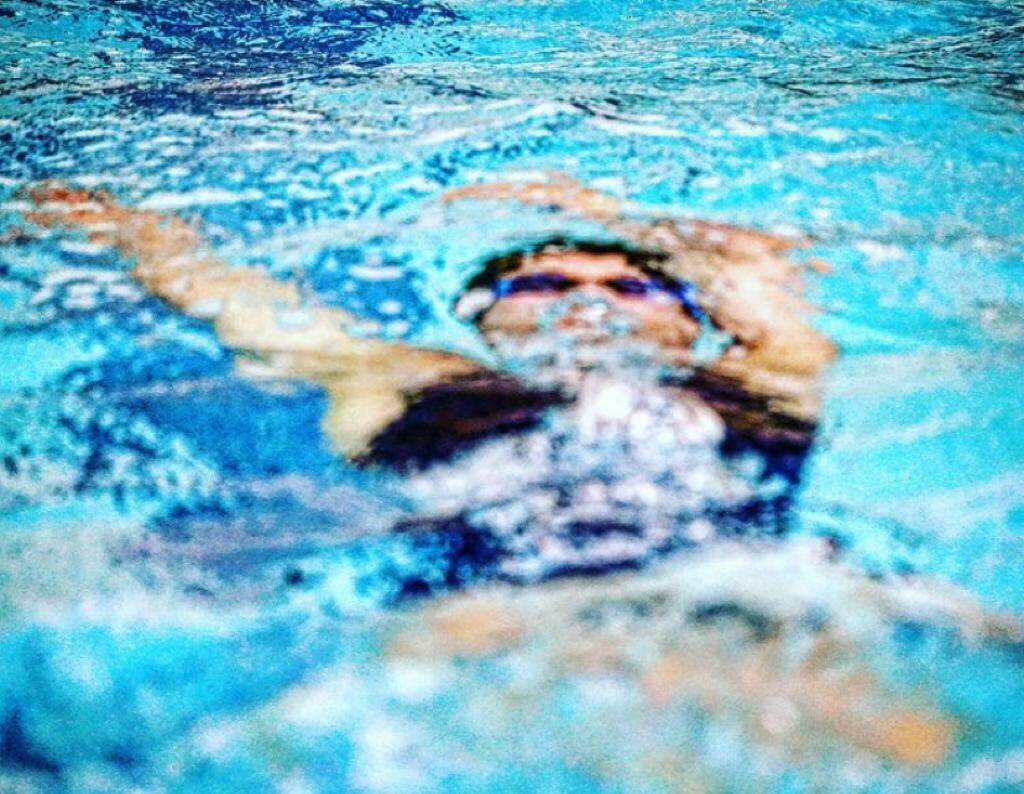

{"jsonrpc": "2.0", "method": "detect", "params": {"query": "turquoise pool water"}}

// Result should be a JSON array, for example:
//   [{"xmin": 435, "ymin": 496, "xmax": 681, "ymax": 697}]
[{"xmin": 1, "ymin": 1, "xmax": 1023, "ymax": 791}]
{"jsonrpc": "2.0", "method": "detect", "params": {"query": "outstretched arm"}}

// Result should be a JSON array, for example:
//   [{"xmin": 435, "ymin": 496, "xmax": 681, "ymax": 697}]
[{"xmin": 25, "ymin": 184, "xmax": 482, "ymax": 456}]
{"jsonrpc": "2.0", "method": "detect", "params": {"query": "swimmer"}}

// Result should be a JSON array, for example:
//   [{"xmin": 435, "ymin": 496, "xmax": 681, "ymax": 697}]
[
  {"xmin": 21, "ymin": 177, "xmax": 833, "ymax": 446},
  {"xmin": 22, "ymin": 180, "xmax": 1023, "ymax": 775},
  {"xmin": 23, "ymin": 176, "xmax": 835, "ymax": 577}
]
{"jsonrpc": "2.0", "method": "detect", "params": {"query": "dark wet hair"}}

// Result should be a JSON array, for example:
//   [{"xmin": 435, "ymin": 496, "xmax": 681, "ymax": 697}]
[{"xmin": 462, "ymin": 236, "xmax": 675, "ymax": 295}]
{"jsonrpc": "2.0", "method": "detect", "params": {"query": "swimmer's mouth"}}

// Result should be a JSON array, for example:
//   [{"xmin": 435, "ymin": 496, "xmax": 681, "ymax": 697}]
[{"xmin": 552, "ymin": 320, "xmax": 614, "ymax": 343}]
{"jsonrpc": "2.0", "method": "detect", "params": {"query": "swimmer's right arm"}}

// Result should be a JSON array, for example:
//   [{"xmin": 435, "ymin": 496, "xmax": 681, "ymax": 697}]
[
  {"xmin": 23, "ymin": 183, "xmax": 371, "ymax": 353},
  {"xmin": 443, "ymin": 176, "xmax": 836, "ymax": 429},
  {"xmin": 23, "ymin": 183, "xmax": 484, "ymax": 456}
]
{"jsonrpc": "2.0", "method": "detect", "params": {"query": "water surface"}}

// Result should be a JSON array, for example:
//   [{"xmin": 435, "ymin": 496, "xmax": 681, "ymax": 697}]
[{"xmin": 1, "ymin": 1, "xmax": 1023, "ymax": 791}]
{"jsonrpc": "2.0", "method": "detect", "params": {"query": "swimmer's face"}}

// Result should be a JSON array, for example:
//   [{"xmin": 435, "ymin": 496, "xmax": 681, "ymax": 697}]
[{"xmin": 477, "ymin": 250, "xmax": 702, "ymax": 354}]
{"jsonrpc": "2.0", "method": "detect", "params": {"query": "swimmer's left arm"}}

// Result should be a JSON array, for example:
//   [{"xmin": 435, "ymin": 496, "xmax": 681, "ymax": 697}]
[{"xmin": 23, "ymin": 183, "xmax": 368, "ymax": 353}]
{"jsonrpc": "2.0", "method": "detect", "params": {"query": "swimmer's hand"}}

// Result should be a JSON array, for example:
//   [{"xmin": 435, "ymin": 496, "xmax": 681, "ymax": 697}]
[
  {"xmin": 22, "ymin": 181, "xmax": 308, "ymax": 325},
  {"xmin": 23, "ymin": 182, "xmax": 205, "ymax": 259},
  {"xmin": 442, "ymin": 172, "xmax": 622, "ymax": 220}
]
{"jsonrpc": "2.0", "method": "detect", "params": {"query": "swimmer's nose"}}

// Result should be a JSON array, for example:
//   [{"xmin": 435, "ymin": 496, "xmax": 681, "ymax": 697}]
[
  {"xmin": 570, "ymin": 286, "xmax": 618, "ymax": 311},
  {"xmin": 575, "ymin": 283, "xmax": 620, "ymax": 302},
  {"xmin": 557, "ymin": 296, "xmax": 613, "ymax": 329}
]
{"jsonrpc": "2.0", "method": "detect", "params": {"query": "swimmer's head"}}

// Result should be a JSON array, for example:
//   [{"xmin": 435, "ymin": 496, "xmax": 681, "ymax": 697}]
[{"xmin": 456, "ymin": 238, "xmax": 705, "ymax": 358}]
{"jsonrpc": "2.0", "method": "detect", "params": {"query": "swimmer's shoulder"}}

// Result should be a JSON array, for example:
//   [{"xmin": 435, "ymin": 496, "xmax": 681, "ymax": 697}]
[
  {"xmin": 361, "ymin": 372, "xmax": 568, "ymax": 470},
  {"xmin": 664, "ymin": 368, "xmax": 818, "ymax": 488}
]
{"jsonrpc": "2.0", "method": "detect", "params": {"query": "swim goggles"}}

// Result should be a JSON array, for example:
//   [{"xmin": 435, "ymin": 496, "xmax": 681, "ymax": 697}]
[{"xmin": 491, "ymin": 272, "xmax": 707, "ymax": 322}]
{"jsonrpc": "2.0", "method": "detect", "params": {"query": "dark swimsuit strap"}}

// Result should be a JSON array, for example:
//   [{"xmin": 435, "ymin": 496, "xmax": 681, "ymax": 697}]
[
  {"xmin": 361, "ymin": 372, "xmax": 568, "ymax": 470},
  {"xmin": 360, "ymin": 370, "xmax": 816, "ymax": 598},
  {"xmin": 365, "ymin": 368, "xmax": 814, "ymax": 485}
]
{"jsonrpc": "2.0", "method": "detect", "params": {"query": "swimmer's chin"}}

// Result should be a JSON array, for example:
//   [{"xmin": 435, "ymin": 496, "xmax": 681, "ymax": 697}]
[
  {"xmin": 486, "ymin": 330, "xmax": 687, "ymax": 384},
  {"xmin": 488, "ymin": 326, "xmax": 659, "ymax": 351}
]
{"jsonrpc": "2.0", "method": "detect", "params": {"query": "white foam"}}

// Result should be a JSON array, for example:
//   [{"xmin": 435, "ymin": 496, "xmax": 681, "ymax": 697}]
[
  {"xmin": 590, "ymin": 116, "xmax": 686, "ymax": 138},
  {"xmin": 139, "ymin": 187, "xmax": 264, "ymax": 210}
]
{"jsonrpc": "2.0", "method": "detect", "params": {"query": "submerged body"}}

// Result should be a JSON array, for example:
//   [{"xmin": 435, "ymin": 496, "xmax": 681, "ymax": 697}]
[
  {"xmin": 375, "ymin": 353, "xmax": 810, "ymax": 582},
  {"xmin": 23, "ymin": 177, "xmax": 830, "ymax": 575}
]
